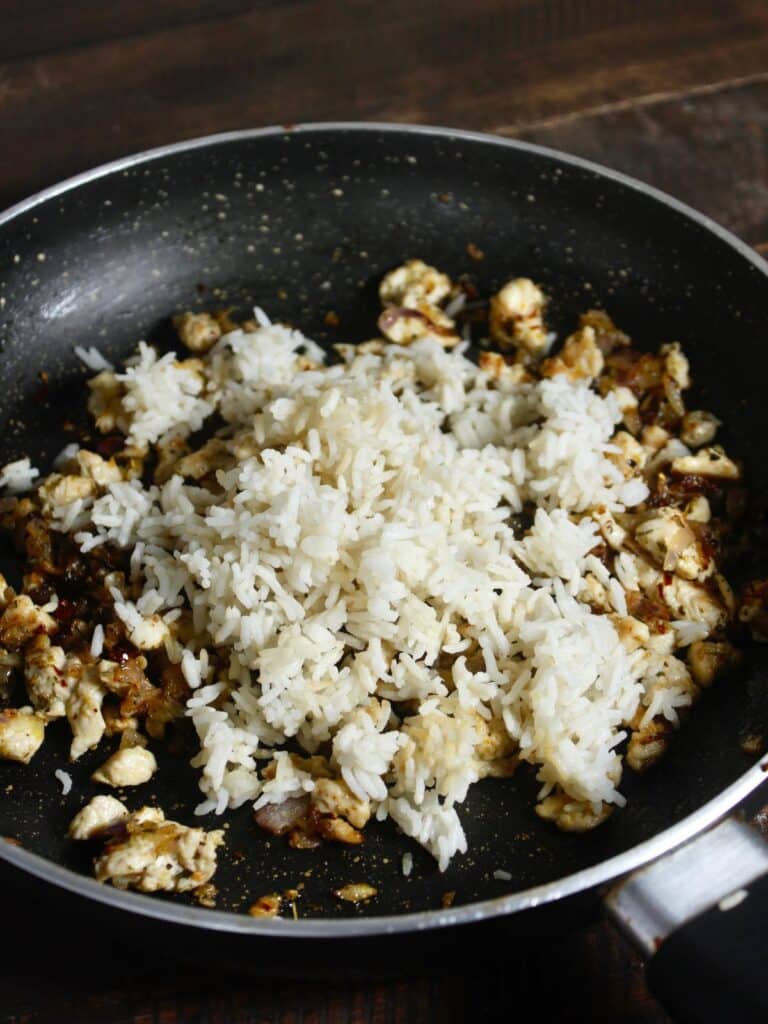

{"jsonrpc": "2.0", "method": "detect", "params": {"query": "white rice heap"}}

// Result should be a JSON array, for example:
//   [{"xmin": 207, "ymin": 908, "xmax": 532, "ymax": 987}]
[{"xmin": 53, "ymin": 312, "xmax": 658, "ymax": 871}]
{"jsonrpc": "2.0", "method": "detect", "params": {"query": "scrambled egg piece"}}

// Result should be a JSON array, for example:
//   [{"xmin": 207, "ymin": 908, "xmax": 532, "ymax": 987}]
[
  {"xmin": 87, "ymin": 370, "xmax": 125, "ymax": 434},
  {"xmin": 378, "ymin": 260, "xmax": 459, "ymax": 347},
  {"xmin": 626, "ymin": 715, "xmax": 674, "ymax": 773},
  {"xmin": 680, "ymin": 410, "xmax": 720, "ymax": 448},
  {"xmin": 660, "ymin": 575, "xmax": 728, "ymax": 634},
  {"xmin": 173, "ymin": 311, "xmax": 223, "ymax": 353},
  {"xmin": 23, "ymin": 637, "xmax": 110, "ymax": 761},
  {"xmin": 684, "ymin": 495, "xmax": 711, "ymax": 523},
  {"xmin": 536, "ymin": 793, "xmax": 612, "ymax": 831},
  {"xmin": 0, "ymin": 596, "xmax": 57, "ymax": 649},
  {"xmin": 634, "ymin": 508, "xmax": 713, "ymax": 581},
  {"xmin": 92, "ymin": 806, "xmax": 224, "ymax": 894},
  {"xmin": 311, "ymin": 777, "xmax": 371, "ymax": 829},
  {"xmin": 591, "ymin": 506, "xmax": 627, "ymax": 551},
  {"xmin": 24, "ymin": 635, "xmax": 69, "ymax": 719},
  {"xmin": 67, "ymin": 669, "xmax": 107, "ymax": 761},
  {"xmin": 607, "ymin": 431, "xmax": 647, "ymax": 479},
  {"xmin": 75, "ymin": 450, "xmax": 123, "ymax": 485},
  {"xmin": 688, "ymin": 640, "xmax": 742, "ymax": 687},
  {"xmin": 126, "ymin": 614, "xmax": 170, "ymax": 652},
  {"xmin": 92, "ymin": 746, "xmax": 157, "ymax": 787},
  {"xmin": 68, "ymin": 795, "xmax": 129, "ymax": 839},
  {"xmin": 379, "ymin": 303, "xmax": 458, "ymax": 347},
  {"xmin": 489, "ymin": 278, "xmax": 549, "ymax": 355},
  {"xmin": 0, "ymin": 708, "xmax": 45, "ymax": 763},
  {"xmin": 477, "ymin": 351, "xmax": 532, "ymax": 386},
  {"xmin": 541, "ymin": 325, "xmax": 603, "ymax": 382},
  {"xmin": 379, "ymin": 259, "xmax": 452, "ymax": 307},
  {"xmin": 661, "ymin": 342, "xmax": 690, "ymax": 389},
  {"xmin": 671, "ymin": 445, "xmax": 740, "ymax": 480},
  {"xmin": 626, "ymin": 654, "xmax": 699, "ymax": 772},
  {"xmin": 39, "ymin": 474, "xmax": 96, "ymax": 514},
  {"xmin": 174, "ymin": 438, "xmax": 230, "ymax": 481}
]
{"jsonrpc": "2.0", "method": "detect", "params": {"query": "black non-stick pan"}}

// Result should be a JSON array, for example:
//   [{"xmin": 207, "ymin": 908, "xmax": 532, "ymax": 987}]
[{"xmin": 1, "ymin": 125, "xmax": 768, "ymax": 1021}]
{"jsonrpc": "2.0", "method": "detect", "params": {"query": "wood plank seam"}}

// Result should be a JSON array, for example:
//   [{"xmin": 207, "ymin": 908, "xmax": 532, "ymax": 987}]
[
  {"xmin": 0, "ymin": 1, "xmax": 263, "ymax": 66},
  {"xmin": 494, "ymin": 67, "xmax": 768, "ymax": 134}
]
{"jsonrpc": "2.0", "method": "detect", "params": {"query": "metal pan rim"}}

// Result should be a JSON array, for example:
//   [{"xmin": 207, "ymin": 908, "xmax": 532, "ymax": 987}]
[{"xmin": 1, "ymin": 121, "xmax": 766, "ymax": 937}]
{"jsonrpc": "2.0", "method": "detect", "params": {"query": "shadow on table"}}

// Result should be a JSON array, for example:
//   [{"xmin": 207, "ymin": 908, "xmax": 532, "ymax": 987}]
[{"xmin": 0, "ymin": 858, "xmax": 668, "ymax": 1024}]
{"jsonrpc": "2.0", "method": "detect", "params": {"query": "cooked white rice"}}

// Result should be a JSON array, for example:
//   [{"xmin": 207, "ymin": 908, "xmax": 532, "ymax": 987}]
[
  {"xmin": 55, "ymin": 769, "xmax": 73, "ymax": 795},
  {"xmin": 0, "ymin": 457, "xmax": 39, "ymax": 494},
  {"xmin": 74, "ymin": 345, "xmax": 114, "ymax": 372},
  {"xmin": 53, "ymin": 443, "xmax": 81, "ymax": 471},
  {"xmin": 90, "ymin": 624, "xmax": 105, "ymax": 658},
  {"xmin": 50, "ymin": 308, "xmax": 665, "ymax": 871}
]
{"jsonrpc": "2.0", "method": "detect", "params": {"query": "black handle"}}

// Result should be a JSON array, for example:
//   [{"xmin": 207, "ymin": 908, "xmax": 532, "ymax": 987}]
[{"xmin": 646, "ymin": 873, "xmax": 768, "ymax": 1024}]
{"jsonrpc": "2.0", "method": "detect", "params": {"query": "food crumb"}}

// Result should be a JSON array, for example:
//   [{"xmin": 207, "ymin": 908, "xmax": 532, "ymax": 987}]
[
  {"xmin": 333, "ymin": 882, "xmax": 378, "ymax": 904},
  {"xmin": 248, "ymin": 893, "xmax": 282, "ymax": 917},
  {"xmin": 324, "ymin": 310, "xmax": 340, "ymax": 328},
  {"xmin": 195, "ymin": 883, "xmax": 218, "ymax": 908},
  {"xmin": 741, "ymin": 733, "xmax": 765, "ymax": 756},
  {"xmin": 441, "ymin": 891, "xmax": 456, "ymax": 909},
  {"xmin": 493, "ymin": 868, "xmax": 512, "ymax": 881},
  {"xmin": 466, "ymin": 242, "xmax": 485, "ymax": 262}
]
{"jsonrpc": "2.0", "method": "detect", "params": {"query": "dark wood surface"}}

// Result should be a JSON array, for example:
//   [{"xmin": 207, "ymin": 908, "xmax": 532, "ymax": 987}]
[{"xmin": 2, "ymin": 1, "xmax": 768, "ymax": 1021}]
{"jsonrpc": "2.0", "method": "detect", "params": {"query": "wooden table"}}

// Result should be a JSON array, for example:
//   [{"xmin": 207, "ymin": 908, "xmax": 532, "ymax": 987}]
[{"xmin": 2, "ymin": 1, "xmax": 768, "ymax": 1020}]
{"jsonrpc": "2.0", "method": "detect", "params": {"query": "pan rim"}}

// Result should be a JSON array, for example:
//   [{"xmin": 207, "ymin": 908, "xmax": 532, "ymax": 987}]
[{"xmin": 1, "ymin": 120, "xmax": 767, "ymax": 937}]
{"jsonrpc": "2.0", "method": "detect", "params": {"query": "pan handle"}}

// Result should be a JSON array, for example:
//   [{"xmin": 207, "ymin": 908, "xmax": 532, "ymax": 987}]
[{"xmin": 606, "ymin": 816, "xmax": 768, "ymax": 1023}]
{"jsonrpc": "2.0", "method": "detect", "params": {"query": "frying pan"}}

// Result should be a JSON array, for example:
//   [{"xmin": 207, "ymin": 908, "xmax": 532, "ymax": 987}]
[{"xmin": 1, "ymin": 124, "xmax": 768, "ymax": 1020}]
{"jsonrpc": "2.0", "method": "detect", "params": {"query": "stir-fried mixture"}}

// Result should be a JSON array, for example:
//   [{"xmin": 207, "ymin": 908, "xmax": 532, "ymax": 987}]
[{"xmin": 0, "ymin": 258, "xmax": 760, "ymax": 902}]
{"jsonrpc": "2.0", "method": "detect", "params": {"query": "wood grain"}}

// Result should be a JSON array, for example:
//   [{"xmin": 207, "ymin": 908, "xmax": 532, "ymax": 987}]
[
  {"xmin": 517, "ymin": 76, "xmax": 768, "ymax": 247},
  {"xmin": 2, "ymin": 0, "xmax": 768, "ymax": 208},
  {"xmin": 1, "ymin": 907, "xmax": 667, "ymax": 1024},
  {"xmin": 0, "ymin": 0, "xmax": 255, "ymax": 63}
]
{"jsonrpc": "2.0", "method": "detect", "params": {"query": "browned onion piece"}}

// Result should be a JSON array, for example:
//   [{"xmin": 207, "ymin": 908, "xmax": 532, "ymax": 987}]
[
  {"xmin": 254, "ymin": 795, "xmax": 311, "ymax": 836},
  {"xmin": 377, "ymin": 306, "xmax": 429, "ymax": 333}
]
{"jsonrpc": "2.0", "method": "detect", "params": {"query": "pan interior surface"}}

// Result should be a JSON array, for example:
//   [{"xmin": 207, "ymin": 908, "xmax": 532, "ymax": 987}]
[{"xmin": 1, "ymin": 125, "xmax": 767, "ymax": 928}]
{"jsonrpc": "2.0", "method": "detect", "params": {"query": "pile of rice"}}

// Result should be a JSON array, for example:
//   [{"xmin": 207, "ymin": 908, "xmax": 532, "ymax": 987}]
[{"xmin": 42, "ymin": 302, "xmax": 667, "ymax": 871}]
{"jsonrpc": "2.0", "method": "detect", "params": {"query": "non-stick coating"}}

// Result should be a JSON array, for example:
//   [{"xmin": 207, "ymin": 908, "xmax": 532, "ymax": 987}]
[{"xmin": 1, "ymin": 125, "xmax": 767, "ymax": 926}]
